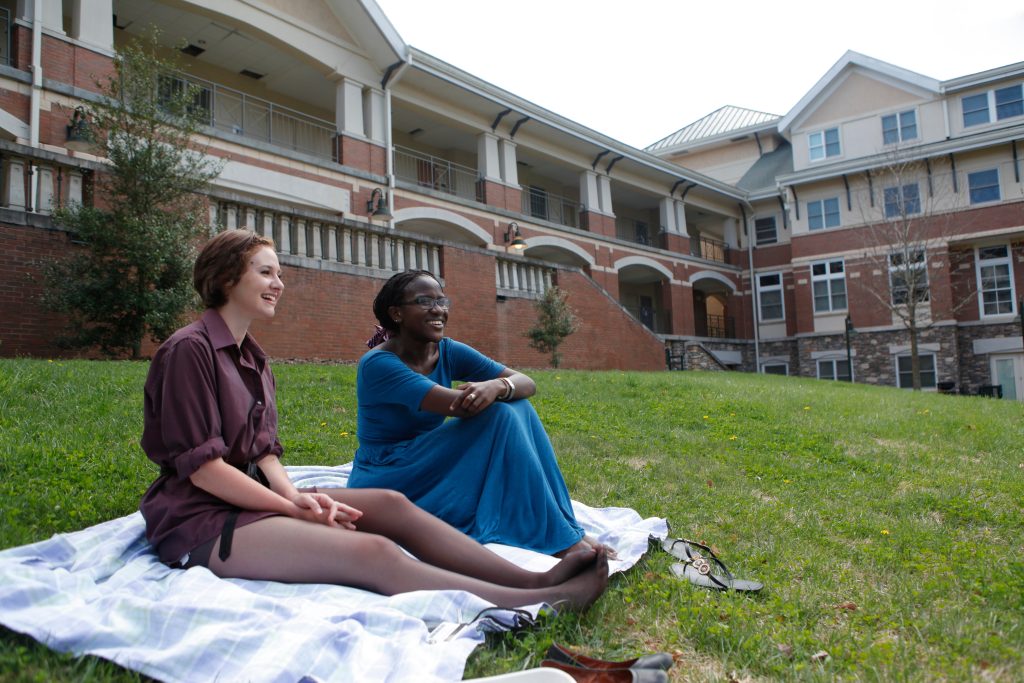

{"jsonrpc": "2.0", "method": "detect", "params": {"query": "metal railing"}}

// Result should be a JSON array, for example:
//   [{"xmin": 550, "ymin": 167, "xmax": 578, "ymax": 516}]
[
  {"xmin": 212, "ymin": 202, "xmax": 441, "ymax": 275},
  {"xmin": 161, "ymin": 72, "xmax": 338, "ymax": 161},
  {"xmin": 393, "ymin": 146, "xmax": 482, "ymax": 202},
  {"xmin": 624, "ymin": 305, "xmax": 670, "ymax": 333},
  {"xmin": 522, "ymin": 188, "xmax": 580, "ymax": 228},
  {"xmin": 495, "ymin": 257, "xmax": 554, "ymax": 297},
  {"xmin": 691, "ymin": 235, "xmax": 729, "ymax": 263},
  {"xmin": 615, "ymin": 217, "xmax": 655, "ymax": 247},
  {"xmin": 696, "ymin": 314, "xmax": 735, "ymax": 338}
]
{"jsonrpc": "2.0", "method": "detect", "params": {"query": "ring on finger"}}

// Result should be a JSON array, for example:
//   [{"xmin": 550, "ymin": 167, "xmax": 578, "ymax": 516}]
[{"xmin": 468, "ymin": 393, "xmax": 477, "ymax": 400}]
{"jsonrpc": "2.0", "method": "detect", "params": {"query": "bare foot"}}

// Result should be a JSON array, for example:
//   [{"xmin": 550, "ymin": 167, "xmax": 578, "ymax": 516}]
[
  {"xmin": 553, "ymin": 539, "xmax": 592, "ymax": 558},
  {"xmin": 531, "ymin": 547, "xmax": 596, "ymax": 588},
  {"xmin": 550, "ymin": 548, "xmax": 609, "ymax": 612},
  {"xmin": 582, "ymin": 535, "xmax": 619, "ymax": 560}
]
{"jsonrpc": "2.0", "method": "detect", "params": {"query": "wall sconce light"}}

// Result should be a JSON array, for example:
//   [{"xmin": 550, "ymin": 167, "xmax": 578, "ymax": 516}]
[
  {"xmin": 65, "ymin": 106, "xmax": 96, "ymax": 153},
  {"xmin": 504, "ymin": 221, "xmax": 526, "ymax": 250},
  {"xmin": 366, "ymin": 187, "xmax": 393, "ymax": 221}
]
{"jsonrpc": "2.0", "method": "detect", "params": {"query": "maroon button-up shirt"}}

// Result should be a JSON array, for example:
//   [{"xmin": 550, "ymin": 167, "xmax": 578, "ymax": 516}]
[{"xmin": 139, "ymin": 309, "xmax": 283, "ymax": 564}]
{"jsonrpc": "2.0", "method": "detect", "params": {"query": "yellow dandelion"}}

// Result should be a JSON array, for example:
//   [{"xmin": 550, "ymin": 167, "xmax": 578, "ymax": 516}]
[
  {"xmin": 729, "ymin": 435, "xmax": 738, "ymax": 440},
  {"xmin": 320, "ymin": 422, "xmax": 327, "ymax": 427},
  {"xmin": 803, "ymin": 406, "xmax": 811, "ymax": 411},
  {"xmin": 703, "ymin": 415, "xmax": 709, "ymax": 420},
  {"xmin": 881, "ymin": 529, "xmax": 890, "ymax": 535},
  {"xmin": 339, "ymin": 431, "xmax": 349, "ymax": 437},
  {"xmin": 784, "ymin": 479, "xmax": 791, "ymax": 484}
]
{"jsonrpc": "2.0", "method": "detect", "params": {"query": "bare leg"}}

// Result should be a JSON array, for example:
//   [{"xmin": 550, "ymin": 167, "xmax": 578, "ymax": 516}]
[
  {"xmin": 206, "ymin": 517, "xmax": 608, "ymax": 611},
  {"xmin": 319, "ymin": 488, "xmax": 596, "ymax": 588}
]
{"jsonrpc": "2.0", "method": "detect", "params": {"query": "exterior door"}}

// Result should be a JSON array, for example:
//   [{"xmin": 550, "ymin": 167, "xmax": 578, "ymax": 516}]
[{"xmin": 990, "ymin": 354, "xmax": 1024, "ymax": 401}]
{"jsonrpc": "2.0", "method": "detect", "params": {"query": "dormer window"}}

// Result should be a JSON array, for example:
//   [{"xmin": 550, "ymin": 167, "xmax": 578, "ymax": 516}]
[
  {"xmin": 962, "ymin": 83, "xmax": 1024, "ymax": 127},
  {"xmin": 808, "ymin": 128, "xmax": 840, "ymax": 161}
]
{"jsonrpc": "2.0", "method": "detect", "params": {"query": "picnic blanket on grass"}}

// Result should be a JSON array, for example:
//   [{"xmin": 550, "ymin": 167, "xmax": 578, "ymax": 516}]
[{"xmin": 0, "ymin": 464, "xmax": 667, "ymax": 683}]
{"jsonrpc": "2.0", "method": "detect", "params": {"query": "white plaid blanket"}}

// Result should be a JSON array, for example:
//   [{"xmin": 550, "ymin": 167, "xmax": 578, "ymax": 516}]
[{"xmin": 0, "ymin": 465, "xmax": 667, "ymax": 683}]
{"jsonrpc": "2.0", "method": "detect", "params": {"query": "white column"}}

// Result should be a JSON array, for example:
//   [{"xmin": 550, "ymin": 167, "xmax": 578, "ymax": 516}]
[
  {"xmin": 674, "ymin": 201, "xmax": 688, "ymax": 235},
  {"xmin": 70, "ymin": 0, "xmax": 113, "ymax": 51},
  {"xmin": 362, "ymin": 88, "xmax": 385, "ymax": 143},
  {"xmin": 336, "ymin": 78, "xmax": 365, "ymax": 137},
  {"xmin": 499, "ymin": 139, "xmax": 519, "ymax": 186},
  {"xmin": 495, "ymin": 262, "xmax": 502, "ymax": 289},
  {"xmin": 342, "ymin": 228, "xmax": 353, "ymax": 263},
  {"xmin": 312, "ymin": 222, "xmax": 323, "ymax": 258},
  {"xmin": 723, "ymin": 218, "xmax": 739, "ymax": 249},
  {"xmin": 327, "ymin": 226, "xmax": 338, "ymax": 261},
  {"xmin": 295, "ymin": 219, "xmax": 308, "ymax": 256},
  {"xmin": 369, "ymin": 234, "xmax": 379, "ymax": 268},
  {"xmin": 598, "ymin": 174, "xmax": 614, "ymax": 216},
  {"xmin": 430, "ymin": 246, "xmax": 440, "ymax": 275},
  {"xmin": 4, "ymin": 160, "xmax": 25, "ymax": 209},
  {"xmin": 383, "ymin": 237, "xmax": 394, "ymax": 270},
  {"xmin": 396, "ymin": 240, "xmax": 406, "ymax": 271},
  {"xmin": 261, "ymin": 212, "xmax": 275, "ymax": 239},
  {"xmin": 659, "ymin": 197, "xmax": 678, "ymax": 234},
  {"xmin": 225, "ymin": 205, "xmax": 238, "ymax": 230},
  {"xmin": 579, "ymin": 170, "xmax": 600, "ymax": 212},
  {"xmin": 510, "ymin": 263, "xmax": 520, "ymax": 290},
  {"xmin": 244, "ymin": 208, "xmax": 257, "ymax": 231},
  {"xmin": 35, "ymin": 166, "xmax": 53, "ymax": 214},
  {"xmin": 18, "ymin": 0, "xmax": 64, "ymax": 33},
  {"xmin": 477, "ymin": 132, "xmax": 501, "ymax": 182},
  {"xmin": 355, "ymin": 231, "xmax": 366, "ymax": 266},
  {"xmin": 208, "ymin": 204, "xmax": 219, "ymax": 232},
  {"xmin": 419, "ymin": 244, "xmax": 430, "ymax": 271},
  {"xmin": 278, "ymin": 216, "xmax": 291, "ymax": 254}
]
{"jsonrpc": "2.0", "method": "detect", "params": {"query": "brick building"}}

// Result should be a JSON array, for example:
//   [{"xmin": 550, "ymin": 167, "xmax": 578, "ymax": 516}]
[{"xmin": 0, "ymin": 3, "xmax": 1021, "ymax": 396}]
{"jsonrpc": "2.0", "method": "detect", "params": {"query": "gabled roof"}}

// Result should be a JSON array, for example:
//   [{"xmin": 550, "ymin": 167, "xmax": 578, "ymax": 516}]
[
  {"xmin": 777, "ymin": 50, "xmax": 940, "ymax": 136},
  {"xmin": 645, "ymin": 106, "xmax": 780, "ymax": 154}
]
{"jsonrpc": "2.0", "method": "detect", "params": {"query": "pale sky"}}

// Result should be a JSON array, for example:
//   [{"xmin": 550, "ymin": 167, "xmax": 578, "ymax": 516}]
[{"xmin": 374, "ymin": 0, "xmax": 1024, "ymax": 149}]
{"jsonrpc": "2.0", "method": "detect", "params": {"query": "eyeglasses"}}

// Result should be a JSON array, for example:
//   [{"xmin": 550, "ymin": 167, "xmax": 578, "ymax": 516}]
[{"xmin": 401, "ymin": 296, "xmax": 451, "ymax": 310}]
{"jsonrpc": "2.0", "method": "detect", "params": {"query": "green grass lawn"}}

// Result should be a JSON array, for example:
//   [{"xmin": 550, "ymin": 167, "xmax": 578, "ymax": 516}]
[{"xmin": 1, "ymin": 358, "xmax": 1022, "ymax": 681}]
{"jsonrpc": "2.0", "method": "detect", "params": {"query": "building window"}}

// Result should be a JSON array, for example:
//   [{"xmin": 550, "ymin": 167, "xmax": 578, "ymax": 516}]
[
  {"xmin": 762, "ymin": 363, "xmax": 788, "ymax": 375},
  {"xmin": 882, "ymin": 110, "xmax": 917, "ymax": 144},
  {"xmin": 528, "ymin": 186, "xmax": 548, "ymax": 220},
  {"xmin": 889, "ymin": 249, "xmax": 929, "ymax": 305},
  {"xmin": 995, "ymin": 84, "xmax": 1024, "ymax": 120},
  {"xmin": 811, "ymin": 259, "xmax": 847, "ymax": 312},
  {"xmin": 884, "ymin": 183, "xmax": 921, "ymax": 218},
  {"xmin": 817, "ymin": 359, "xmax": 852, "ymax": 381},
  {"xmin": 757, "ymin": 272, "xmax": 784, "ymax": 321},
  {"xmin": 976, "ymin": 245, "xmax": 1016, "ymax": 317},
  {"xmin": 755, "ymin": 216, "xmax": 778, "ymax": 245},
  {"xmin": 809, "ymin": 127, "xmax": 840, "ymax": 161},
  {"xmin": 968, "ymin": 169, "xmax": 1000, "ymax": 204},
  {"xmin": 896, "ymin": 354, "xmax": 937, "ymax": 389},
  {"xmin": 963, "ymin": 85, "xmax": 1024, "ymax": 127},
  {"xmin": 807, "ymin": 197, "xmax": 841, "ymax": 230}
]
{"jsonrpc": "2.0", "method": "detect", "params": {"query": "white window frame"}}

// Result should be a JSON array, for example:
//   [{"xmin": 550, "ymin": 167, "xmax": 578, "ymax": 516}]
[
  {"xmin": 882, "ymin": 109, "xmax": 918, "ymax": 145},
  {"xmin": 883, "ymin": 183, "xmax": 921, "ymax": 218},
  {"xmin": 896, "ymin": 353, "xmax": 937, "ymax": 389},
  {"xmin": 962, "ymin": 84, "xmax": 1024, "ymax": 127},
  {"xmin": 761, "ymin": 362, "xmax": 789, "ymax": 376},
  {"xmin": 967, "ymin": 168, "xmax": 1001, "ymax": 205},
  {"xmin": 808, "ymin": 127, "xmax": 840, "ymax": 162},
  {"xmin": 757, "ymin": 272, "xmax": 785, "ymax": 321},
  {"xmin": 817, "ymin": 358, "xmax": 852, "ymax": 382},
  {"xmin": 975, "ymin": 245, "xmax": 1017, "ymax": 318},
  {"xmin": 888, "ymin": 249, "xmax": 929, "ymax": 306},
  {"xmin": 754, "ymin": 215, "xmax": 778, "ymax": 246},
  {"xmin": 807, "ymin": 197, "xmax": 841, "ymax": 231},
  {"xmin": 811, "ymin": 259, "xmax": 847, "ymax": 313}
]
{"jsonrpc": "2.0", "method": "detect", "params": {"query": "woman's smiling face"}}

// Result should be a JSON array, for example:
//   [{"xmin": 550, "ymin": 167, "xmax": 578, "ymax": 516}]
[{"xmin": 391, "ymin": 275, "xmax": 448, "ymax": 342}]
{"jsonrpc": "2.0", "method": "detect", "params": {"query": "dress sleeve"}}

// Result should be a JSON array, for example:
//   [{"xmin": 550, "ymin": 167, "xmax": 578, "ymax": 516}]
[
  {"xmin": 445, "ymin": 339, "xmax": 506, "ymax": 381},
  {"xmin": 157, "ymin": 337, "xmax": 230, "ymax": 480},
  {"xmin": 359, "ymin": 350, "xmax": 437, "ymax": 411}
]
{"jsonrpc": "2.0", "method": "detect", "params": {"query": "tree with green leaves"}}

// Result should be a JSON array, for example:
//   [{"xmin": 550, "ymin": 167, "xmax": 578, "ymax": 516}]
[
  {"xmin": 44, "ymin": 31, "xmax": 222, "ymax": 358},
  {"xmin": 526, "ymin": 285, "xmax": 579, "ymax": 368}
]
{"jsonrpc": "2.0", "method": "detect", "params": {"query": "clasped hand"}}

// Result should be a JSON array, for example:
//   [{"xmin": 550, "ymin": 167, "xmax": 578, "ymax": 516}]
[
  {"xmin": 450, "ymin": 379, "xmax": 502, "ymax": 415},
  {"xmin": 291, "ymin": 492, "xmax": 362, "ymax": 529}
]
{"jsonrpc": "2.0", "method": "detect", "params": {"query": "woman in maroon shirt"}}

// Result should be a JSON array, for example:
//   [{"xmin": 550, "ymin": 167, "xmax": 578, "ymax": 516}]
[{"xmin": 139, "ymin": 229, "xmax": 607, "ymax": 610}]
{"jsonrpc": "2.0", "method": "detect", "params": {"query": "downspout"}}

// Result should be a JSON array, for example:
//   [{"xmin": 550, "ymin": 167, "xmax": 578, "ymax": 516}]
[
  {"xmin": 740, "ymin": 202, "xmax": 760, "ymax": 372},
  {"xmin": 29, "ymin": 0, "xmax": 43, "ymax": 212},
  {"xmin": 380, "ymin": 58, "xmax": 409, "ymax": 228}
]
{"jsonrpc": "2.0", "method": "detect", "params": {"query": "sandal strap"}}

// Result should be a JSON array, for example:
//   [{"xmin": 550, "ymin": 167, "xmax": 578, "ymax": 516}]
[{"xmin": 676, "ymin": 540, "xmax": 736, "ymax": 585}]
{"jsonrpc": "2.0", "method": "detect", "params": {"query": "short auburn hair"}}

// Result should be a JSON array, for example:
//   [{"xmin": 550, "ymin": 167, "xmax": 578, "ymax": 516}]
[{"xmin": 194, "ymin": 229, "xmax": 275, "ymax": 308}]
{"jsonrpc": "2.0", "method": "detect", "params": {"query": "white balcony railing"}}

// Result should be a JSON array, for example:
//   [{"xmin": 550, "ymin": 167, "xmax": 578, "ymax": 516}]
[{"xmin": 495, "ymin": 257, "xmax": 554, "ymax": 298}]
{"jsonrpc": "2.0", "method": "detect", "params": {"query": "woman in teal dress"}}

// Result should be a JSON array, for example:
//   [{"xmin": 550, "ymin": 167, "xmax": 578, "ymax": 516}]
[{"xmin": 348, "ymin": 270, "xmax": 595, "ymax": 556}]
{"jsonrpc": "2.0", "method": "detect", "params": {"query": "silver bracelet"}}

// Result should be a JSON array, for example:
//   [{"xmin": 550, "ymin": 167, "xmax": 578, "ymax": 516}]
[{"xmin": 498, "ymin": 376, "xmax": 515, "ymax": 400}]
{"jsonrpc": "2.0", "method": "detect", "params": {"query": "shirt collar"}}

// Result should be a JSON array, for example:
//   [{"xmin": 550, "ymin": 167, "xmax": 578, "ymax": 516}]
[{"xmin": 200, "ymin": 308, "xmax": 270, "ymax": 368}]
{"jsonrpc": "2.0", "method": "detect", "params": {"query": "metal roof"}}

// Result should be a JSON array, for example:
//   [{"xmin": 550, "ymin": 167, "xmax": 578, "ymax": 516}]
[{"xmin": 645, "ymin": 106, "xmax": 780, "ymax": 153}]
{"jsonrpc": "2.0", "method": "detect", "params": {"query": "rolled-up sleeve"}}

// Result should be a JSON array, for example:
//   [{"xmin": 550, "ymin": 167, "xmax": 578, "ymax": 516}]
[{"xmin": 157, "ymin": 337, "xmax": 230, "ymax": 479}]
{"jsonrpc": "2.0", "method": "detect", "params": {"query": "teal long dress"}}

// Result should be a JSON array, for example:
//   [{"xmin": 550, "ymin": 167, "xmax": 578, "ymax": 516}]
[{"xmin": 348, "ymin": 338, "xmax": 585, "ymax": 555}]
